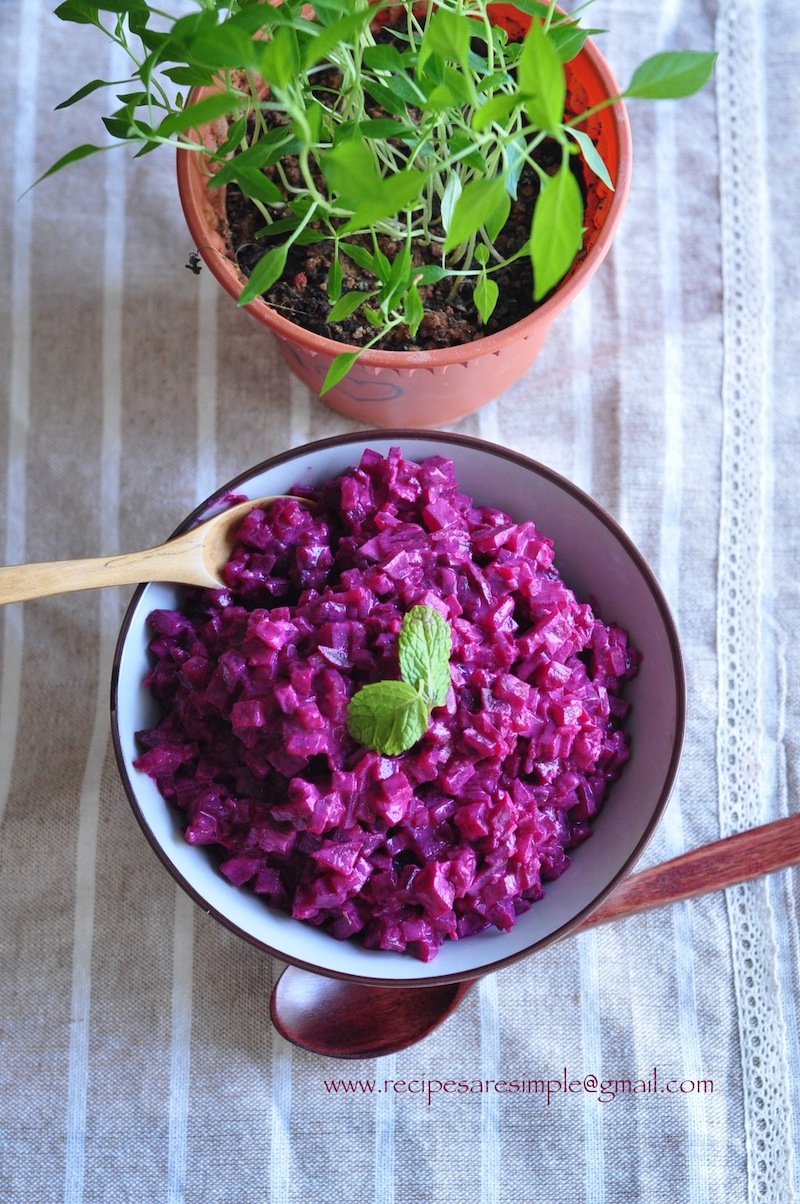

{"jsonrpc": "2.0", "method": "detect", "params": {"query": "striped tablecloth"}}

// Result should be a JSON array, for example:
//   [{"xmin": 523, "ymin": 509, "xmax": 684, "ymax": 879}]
[{"xmin": 1, "ymin": 1, "xmax": 798, "ymax": 1200}]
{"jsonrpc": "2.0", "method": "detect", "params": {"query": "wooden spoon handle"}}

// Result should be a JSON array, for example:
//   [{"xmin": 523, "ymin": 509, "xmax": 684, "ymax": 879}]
[
  {"xmin": 0, "ymin": 539, "xmax": 216, "ymax": 605},
  {"xmin": 0, "ymin": 495, "xmax": 300, "ymax": 605},
  {"xmin": 578, "ymin": 812, "xmax": 800, "ymax": 931}
]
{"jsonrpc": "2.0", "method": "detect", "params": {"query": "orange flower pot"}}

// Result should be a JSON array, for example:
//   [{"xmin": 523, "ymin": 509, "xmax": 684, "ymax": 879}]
[{"xmin": 176, "ymin": 7, "xmax": 631, "ymax": 427}]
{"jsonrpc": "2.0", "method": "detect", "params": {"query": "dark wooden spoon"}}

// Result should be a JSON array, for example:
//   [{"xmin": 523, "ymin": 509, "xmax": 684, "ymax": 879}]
[{"xmin": 271, "ymin": 813, "xmax": 800, "ymax": 1059}]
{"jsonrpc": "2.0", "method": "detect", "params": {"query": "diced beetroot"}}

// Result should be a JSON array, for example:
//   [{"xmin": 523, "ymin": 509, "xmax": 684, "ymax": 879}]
[{"xmin": 133, "ymin": 449, "xmax": 637, "ymax": 962}]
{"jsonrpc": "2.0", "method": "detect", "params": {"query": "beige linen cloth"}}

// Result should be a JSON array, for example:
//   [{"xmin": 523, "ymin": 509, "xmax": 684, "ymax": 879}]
[{"xmin": 1, "ymin": 1, "xmax": 798, "ymax": 1201}]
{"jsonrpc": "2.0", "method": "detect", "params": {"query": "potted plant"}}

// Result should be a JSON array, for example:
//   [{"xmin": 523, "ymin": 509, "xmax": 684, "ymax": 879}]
[{"xmin": 47, "ymin": 0, "xmax": 715, "ymax": 426}]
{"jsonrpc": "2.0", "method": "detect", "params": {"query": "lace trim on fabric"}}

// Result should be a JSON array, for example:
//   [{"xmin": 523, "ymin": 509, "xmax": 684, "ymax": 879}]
[{"xmin": 715, "ymin": 4, "xmax": 793, "ymax": 1201}]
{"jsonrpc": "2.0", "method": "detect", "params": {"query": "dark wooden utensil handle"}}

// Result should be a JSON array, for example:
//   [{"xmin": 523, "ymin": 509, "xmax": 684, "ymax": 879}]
[{"xmin": 580, "ymin": 812, "xmax": 800, "ymax": 931}]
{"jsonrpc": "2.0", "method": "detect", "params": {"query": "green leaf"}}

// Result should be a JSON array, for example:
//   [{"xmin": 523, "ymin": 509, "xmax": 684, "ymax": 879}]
[
  {"xmin": 474, "ymin": 274, "xmax": 499, "ymax": 325},
  {"xmin": 548, "ymin": 23, "xmax": 605, "ymax": 64},
  {"xmin": 484, "ymin": 186, "xmax": 511, "ymax": 243},
  {"xmin": 303, "ymin": 7, "xmax": 376, "ymax": 69},
  {"xmin": 472, "ymin": 89, "xmax": 523, "ymax": 133},
  {"xmin": 327, "ymin": 290, "xmax": 372, "ymax": 321},
  {"xmin": 339, "ymin": 168, "xmax": 425, "ymax": 234},
  {"xmin": 403, "ymin": 284, "xmax": 424, "ymax": 337},
  {"xmin": 363, "ymin": 305, "xmax": 383, "ymax": 327},
  {"xmin": 418, "ymin": 7, "xmax": 471, "ymax": 75},
  {"xmin": 33, "ymin": 142, "xmax": 107, "ymax": 188},
  {"xmin": 364, "ymin": 69, "xmax": 426, "ymax": 109},
  {"xmin": 413, "ymin": 264, "xmax": 449, "ymax": 285},
  {"xmin": 256, "ymin": 25, "xmax": 302, "ymax": 92},
  {"xmin": 625, "ymin": 50, "xmax": 717, "ymax": 100},
  {"xmin": 500, "ymin": 0, "xmax": 555, "ymax": 16},
  {"xmin": 363, "ymin": 78, "xmax": 406, "ymax": 116},
  {"xmin": 448, "ymin": 131, "xmax": 487, "ymax": 174},
  {"xmin": 379, "ymin": 243, "xmax": 412, "ymax": 309},
  {"xmin": 238, "ymin": 243, "xmax": 289, "ymax": 304},
  {"xmin": 518, "ymin": 18, "xmax": 567, "ymax": 133},
  {"xmin": 531, "ymin": 164, "xmax": 584, "ymax": 300},
  {"xmin": 156, "ymin": 91, "xmax": 244, "ymax": 139},
  {"xmin": 567, "ymin": 127, "xmax": 614, "ymax": 190},
  {"xmin": 101, "ymin": 105, "xmax": 143, "ymax": 140},
  {"xmin": 346, "ymin": 679, "xmax": 429, "ymax": 757},
  {"xmin": 53, "ymin": 2, "xmax": 101, "ymax": 25},
  {"xmin": 398, "ymin": 604, "xmax": 452, "ymax": 708},
  {"xmin": 440, "ymin": 173, "xmax": 462, "ymax": 235},
  {"xmin": 162, "ymin": 66, "xmax": 216, "ymax": 87},
  {"xmin": 320, "ymin": 138, "xmax": 378, "ymax": 208},
  {"xmin": 321, "ymin": 349, "xmax": 360, "ymax": 395},
  {"xmin": 443, "ymin": 176, "xmax": 511, "ymax": 253},
  {"xmin": 326, "ymin": 251, "xmax": 343, "ymax": 304},
  {"xmin": 187, "ymin": 23, "xmax": 259, "ymax": 72},
  {"xmin": 345, "ymin": 605, "xmax": 452, "ymax": 754},
  {"xmin": 363, "ymin": 43, "xmax": 409, "ymax": 74},
  {"xmin": 85, "ymin": 0, "xmax": 145, "ymax": 10},
  {"xmin": 209, "ymin": 127, "xmax": 298, "ymax": 184},
  {"xmin": 357, "ymin": 118, "xmax": 411, "ymax": 141},
  {"xmin": 419, "ymin": 70, "xmax": 473, "ymax": 113},
  {"xmin": 339, "ymin": 242, "xmax": 376, "ymax": 274},
  {"xmin": 54, "ymin": 77, "xmax": 117, "ymax": 110},
  {"xmin": 235, "ymin": 166, "xmax": 285, "ymax": 206}
]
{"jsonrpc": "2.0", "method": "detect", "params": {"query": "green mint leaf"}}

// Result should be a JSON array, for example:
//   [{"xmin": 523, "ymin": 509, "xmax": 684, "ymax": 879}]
[
  {"xmin": 346, "ymin": 605, "xmax": 452, "ymax": 755},
  {"xmin": 398, "ymin": 604, "xmax": 452, "ymax": 709},
  {"xmin": 346, "ymin": 680, "xmax": 429, "ymax": 756}
]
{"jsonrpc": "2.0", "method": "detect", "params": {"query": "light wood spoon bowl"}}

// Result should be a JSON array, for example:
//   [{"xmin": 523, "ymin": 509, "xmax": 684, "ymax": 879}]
[{"xmin": 0, "ymin": 496, "xmax": 295, "ymax": 604}]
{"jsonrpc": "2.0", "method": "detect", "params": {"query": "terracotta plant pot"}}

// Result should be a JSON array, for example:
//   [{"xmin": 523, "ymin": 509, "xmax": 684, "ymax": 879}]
[{"xmin": 176, "ymin": 7, "xmax": 632, "ymax": 427}]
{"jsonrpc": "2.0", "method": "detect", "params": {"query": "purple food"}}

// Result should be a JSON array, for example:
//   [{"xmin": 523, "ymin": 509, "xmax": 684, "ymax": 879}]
[{"xmin": 134, "ymin": 448, "xmax": 639, "ymax": 961}]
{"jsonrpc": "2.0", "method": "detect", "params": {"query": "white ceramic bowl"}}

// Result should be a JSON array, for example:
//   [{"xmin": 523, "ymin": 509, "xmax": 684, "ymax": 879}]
[{"xmin": 111, "ymin": 431, "xmax": 685, "ymax": 986}]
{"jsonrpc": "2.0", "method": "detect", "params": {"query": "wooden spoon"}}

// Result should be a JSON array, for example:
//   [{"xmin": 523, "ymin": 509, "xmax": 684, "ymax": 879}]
[
  {"xmin": 271, "ymin": 813, "xmax": 800, "ymax": 1059},
  {"xmin": 0, "ymin": 496, "xmax": 295, "ymax": 604}
]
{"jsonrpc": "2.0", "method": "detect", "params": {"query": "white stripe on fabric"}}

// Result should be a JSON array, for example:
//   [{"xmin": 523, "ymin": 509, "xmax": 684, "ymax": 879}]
[
  {"xmin": 478, "ymin": 973, "xmax": 500, "ymax": 1204},
  {"xmin": 269, "ymin": 1034, "xmax": 294, "ymax": 1204},
  {"xmin": 288, "ymin": 372, "xmax": 313, "ymax": 450},
  {"xmin": 651, "ymin": 0, "xmax": 709, "ymax": 1178},
  {"xmin": 374, "ymin": 1052, "xmax": 396, "ymax": 1204},
  {"xmin": 195, "ymin": 268, "xmax": 218, "ymax": 504},
  {"xmin": 63, "ymin": 39, "xmax": 127, "ymax": 1204},
  {"xmin": 166, "ymin": 887, "xmax": 195, "ymax": 1204},
  {"xmin": 475, "ymin": 398, "xmax": 501, "ymax": 448},
  {"xmin": 0, "ymin": 0, "xmax": 40, "ymax": 830},
  {"xmin": 578, "ymin": 930, "xmax": 604, "ymax": 1204},
  {"xmin": 164, "ymin": 194, "xmax": 221, "ymax": 1204},
  {"xmin": 569, "ymin": 286, "xmax": 593, "ymax": 495}
]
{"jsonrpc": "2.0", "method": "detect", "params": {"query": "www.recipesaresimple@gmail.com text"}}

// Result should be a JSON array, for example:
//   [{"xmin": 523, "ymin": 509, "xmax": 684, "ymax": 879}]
[{"xmin": 321, "ymin": 1067, "xmax": 714, "ymax": 1107}]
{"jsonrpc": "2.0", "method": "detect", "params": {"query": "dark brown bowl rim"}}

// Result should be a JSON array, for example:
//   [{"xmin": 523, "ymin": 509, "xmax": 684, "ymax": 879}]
[{"xmin": 110, "ymin": 429, "xmax": 686, "ymax": 987}]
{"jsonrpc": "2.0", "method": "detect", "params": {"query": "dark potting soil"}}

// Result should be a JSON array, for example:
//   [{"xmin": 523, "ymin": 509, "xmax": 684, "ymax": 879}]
[
  {"xmin": 220, "ymin": 56, "xmax": 592, "ymax": 352},
  {"xmin": 225, "ymin": 165, "xmax": 580, "ymax": 353}
]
